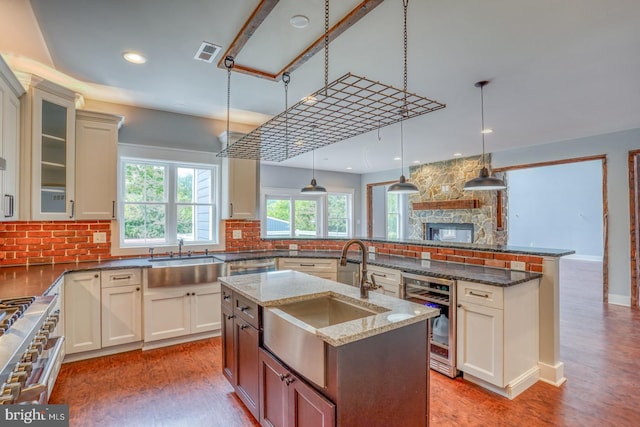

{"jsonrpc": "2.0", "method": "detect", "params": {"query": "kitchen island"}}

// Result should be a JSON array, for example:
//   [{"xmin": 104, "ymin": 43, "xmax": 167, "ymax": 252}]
[{"xmin": 219, "ymin": 269, "xmax": 439, "ymax": 427}]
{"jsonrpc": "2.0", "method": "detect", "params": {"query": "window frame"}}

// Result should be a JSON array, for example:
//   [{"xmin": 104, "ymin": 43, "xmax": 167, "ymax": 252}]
[
  {"xmin": 261, "ymin": 187, "xmax": 355, "ymax": 239},
  {"xmin": 113, "ymin": 144, "xmax": 224, "ymax": 256}
]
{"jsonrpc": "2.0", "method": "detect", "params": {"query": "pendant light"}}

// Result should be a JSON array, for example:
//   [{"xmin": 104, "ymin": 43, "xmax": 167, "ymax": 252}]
[
  {"xmin": 388, "ymin": 0, "xmax": 419, "ymax": 195},
  {"xmin": 463, "ymin": 80, "xmax": 506, "ymax": 191},
  {"xmin": 301, "ymin": 126, "xmax": 327, "ymax": 194}
]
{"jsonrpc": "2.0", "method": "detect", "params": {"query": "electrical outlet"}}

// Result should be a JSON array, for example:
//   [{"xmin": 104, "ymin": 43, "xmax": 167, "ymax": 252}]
[
  {"xmin": 368, "ymin": 246, "xmax": 376, "ymax": 253},
  {"xmin": 421, "ymin": 252, "xmax": 431, "ymax": 260},
  {"xmin": 232, "ymin": 229, "xmax": 242, "ymax": 239},
  {"xmin": 289, "ymin": 244, "xmax": 298, "ymax": 250},
  {"xmin": 93, "ymin": 232, "xmax": 107, "ymax": 243},
  {"xmin": 421, "ymin": 260, "xmax": 431, "ymax": 268},
  {"xmin": 511, "ymin": 261, "xmax": 526, "ymax": 271}
]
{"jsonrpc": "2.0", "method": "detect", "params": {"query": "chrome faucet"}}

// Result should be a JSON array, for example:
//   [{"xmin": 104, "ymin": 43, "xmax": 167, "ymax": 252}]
[
  {"xmin": 178, "ymin": 238, "xmax": 184, "ymax": 257},
  {"xmin": 339, "ymin": 239, "xmax": 378, "ymax": 298},
  {"xmin": 148, "ymin": 248, "xmax": 154, "ymax": 259}
]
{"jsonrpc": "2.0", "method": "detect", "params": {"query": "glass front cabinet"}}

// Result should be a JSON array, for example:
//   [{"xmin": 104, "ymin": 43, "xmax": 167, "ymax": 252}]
[{"xmin": 31, "ymin": 85, "xmax": 76, "ymax": 219}]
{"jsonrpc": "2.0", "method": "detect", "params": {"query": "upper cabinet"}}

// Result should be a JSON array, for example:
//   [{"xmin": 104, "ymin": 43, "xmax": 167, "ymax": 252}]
[
  {"xmin": 21, "ymin": 78, "xmax": 77, "ymax": 220},
  {"xmin": 75, "ymin": 110, "xmax": 123, "ymax": 220},
  {"xmin": 219, "ymin": 131, "xmax": 259, "ymax": 220},
  {"xmin": 0, "ymin": 57, "xmax": 25, "ymax": 221}
]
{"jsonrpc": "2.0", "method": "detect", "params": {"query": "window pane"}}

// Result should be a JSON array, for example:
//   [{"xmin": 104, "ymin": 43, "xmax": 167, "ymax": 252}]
[
  {"xmin": 295, "ymin": 200, "xmax": 317, "ymax": 237},
  {"xmin": 177, "ymin": 168, "xmax": 194, "ymax": 203},
  {"xmin": 328, "ymin": 194, "xmax": 348, "ymax": 237},
  {"xmin": 123, "ymin": 204, "xmax": 166, "ymax": 244},
  {"xmin": 387, "ymin": 192, "xmax": 399, "ymax": 239},
  {"xmin": 124, "ymin": 163, "xmax": 165, "ymax": 202},
  {"xmin": 266, "ymin": 198, "xmax": 291, "ymax": 236}
]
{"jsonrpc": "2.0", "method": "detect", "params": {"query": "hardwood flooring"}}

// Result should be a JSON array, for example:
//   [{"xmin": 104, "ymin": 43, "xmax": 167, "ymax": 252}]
[{"xmin": 50, "ymin": 263, "xmax": 640, "ymax": 426}]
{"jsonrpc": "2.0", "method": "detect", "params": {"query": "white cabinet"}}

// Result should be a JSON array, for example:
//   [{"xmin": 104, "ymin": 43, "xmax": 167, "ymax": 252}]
[
  {"xmin": 219, "ymin": 131, "xmax": 258, "ymax": 219},
  {"xmin": 30, "ymin": 82, "xmax": 77, "ymax": 220},
  {"xmin": 101, "ymin": 269, "xmax": 142, "ymax": 347},
  {"xmin": 0, "ymin": 57, "xmax": 24, "ymax": 221},
  {"xmin": 367, "ymin": 265, "xmax": 402, "ymax": 297},
  {"xmin": 278, "ymin": 258, "xmax": 337, "ymax": 281},
  {"xmin": 144, "ymin": 282, "xmax": 222, "ymax": 343},
  {"xmin": 456, "ymin": 279, "xmax": 539, "ymax": 399},
  {"xmin": 64, "ymin": 271, "xmax": 101, "ymax": 354},
  {"xmin": 75, "ymin": 110, "xmax": 123, "ymax": 219}
]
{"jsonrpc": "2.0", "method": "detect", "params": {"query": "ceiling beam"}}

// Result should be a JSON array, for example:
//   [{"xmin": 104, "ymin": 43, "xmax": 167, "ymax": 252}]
[{"xmin": 218, "ymin": 0, "xmax": 385, "ymax": 82}]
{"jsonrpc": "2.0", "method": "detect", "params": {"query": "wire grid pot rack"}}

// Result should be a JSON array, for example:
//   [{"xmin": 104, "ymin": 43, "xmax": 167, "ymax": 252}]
[{"xmin": 217, "ymin": 73, "xmax": 446, "ymax": 161}]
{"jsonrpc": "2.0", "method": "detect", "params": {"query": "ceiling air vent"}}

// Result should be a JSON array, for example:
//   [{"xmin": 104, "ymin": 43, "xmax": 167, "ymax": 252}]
[{"xmin": 194, "ymin": 41, "xmax": 222, "ymax": 63}]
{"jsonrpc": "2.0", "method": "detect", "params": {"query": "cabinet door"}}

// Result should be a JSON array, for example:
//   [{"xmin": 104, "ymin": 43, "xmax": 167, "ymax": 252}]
[
  {"xmin": 101, "ymin": 284, "xmax": 142, "ymax": 347},
  {"xmin": 221, "ymin": 306, "xmax": 236, "ymax": 385},
  {"xmin": 457, "ymin": 302, "xmax": 504, "ymax": 386},
  {"xmin": 1, "ymin": 77, "xmax": 20, "ymax": 220},
  {"xmin": 288, "ymin": 373, "xmax": 336, "ymax": 427},
  {"xmin": 75, "ymin": 111, "xmax": 120, "ymax": 219},
  {"xmin": 143, "ymin": 289, "xmax": 190, "ymax": 342},
  {"xmin": 191, "ymin": 284, "xmax": 222, "ymax": 334},
  {"xmin": 31, "ymin": 88, "xmax": 76, "ymax": 220},
  {"xmin": 235, "ymin": 318, "xmax": 260, "ymax": 419},
  {"xmin": 64, "ymin": 272, "xmax": 101, "ymax": 354},
  {"xmin": 224, "ymin": 157, "xmax": 258, "ymax": 219},
  {"xmin": 259, "ymin": 349, "xmax": 288, "ymax": 427}
]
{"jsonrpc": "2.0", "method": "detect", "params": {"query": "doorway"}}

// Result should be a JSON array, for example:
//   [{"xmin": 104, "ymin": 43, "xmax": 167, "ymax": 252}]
[{"xmin": 628, "ymin": 150, "xmax": 640, "ymax": 308}]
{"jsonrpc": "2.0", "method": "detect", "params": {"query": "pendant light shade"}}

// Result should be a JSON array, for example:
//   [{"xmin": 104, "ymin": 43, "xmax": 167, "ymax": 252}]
[
  {"xmin": 464, "ymin": 80, "xmax": 506, "ymax": 191},
  {"xmin": 388, "ymin": 0, "xmax": 418, "ymax": 195},
  {"xmin": 301, "ymin": 127, "xmax": 327, "ymax": 194}
]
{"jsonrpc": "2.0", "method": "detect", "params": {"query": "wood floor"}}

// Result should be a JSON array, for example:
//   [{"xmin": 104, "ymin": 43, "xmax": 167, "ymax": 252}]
[{"xmin": 50, "ymin": 264, "xmax": 640, "ymax": 426}]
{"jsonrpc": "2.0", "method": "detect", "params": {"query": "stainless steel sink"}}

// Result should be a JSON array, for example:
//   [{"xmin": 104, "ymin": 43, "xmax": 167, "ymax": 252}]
[
  {"xmin": 263, "ymin": 294, "xmax": 387, "ymax": 388},
  {"xmin": 147, "ymin": 257, "xmax": 227, "ymax": 288}
]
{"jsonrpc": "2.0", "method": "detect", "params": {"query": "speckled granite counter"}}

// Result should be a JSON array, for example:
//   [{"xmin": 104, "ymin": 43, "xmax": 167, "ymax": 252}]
[
  {"xmin": 214, "ymin": 250, "xmax": 542, "ymax": 287},
  {"xmin": 219, "ymin": 270, "xmax": 439, "ymax": 346}
]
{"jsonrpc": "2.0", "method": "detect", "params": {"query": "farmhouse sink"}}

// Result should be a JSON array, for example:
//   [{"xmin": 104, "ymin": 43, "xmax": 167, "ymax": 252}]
[
  {"xmin": 147, "ymin": 257, "xmax": 227, "ymax": 288},
  {"xmin": 263, "ymin": 294, "xmax": 388, "ymax": 387}
]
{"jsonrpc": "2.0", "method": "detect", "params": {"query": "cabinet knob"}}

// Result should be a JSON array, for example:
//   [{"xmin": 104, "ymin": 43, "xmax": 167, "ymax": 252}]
[
  {"xmin": 284, "ymin": 378, "xmax": 295, "ymax": 386},
  {"xmin": 226, "ymin": 314, "xmax": 236, "ymax": 320},
  {"xmin": 136, "ymin": 287, "xmax": 140, "ymax": 291},
  {"xmin": 223, "ymin": 295, "xmax": 231, "ymax": 301},
  {"xmin": 240, "ymin": 324, "xmax": 248, "ymax": 330},
  {"xmin": 239, "ymin": 306, "xmax": 248, "ymax": 312},
  {"xmin": 279, "ymin": 373, "xmax": 290, "ymax": 382},
  {"xmin": 457, "ymin": 304, "xmax": 462, "ymax": 308},
  {"xmin": 94, "ymin": 274, "xmax": 99, "ymax": 278}
]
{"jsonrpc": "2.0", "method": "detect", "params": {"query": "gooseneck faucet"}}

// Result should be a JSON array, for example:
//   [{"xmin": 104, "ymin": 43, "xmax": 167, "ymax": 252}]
[
  {"xmin": 339, "ymin": 239, "xmax": 378, "ymax": 298},
  {"xmin": 178, "ymin": 238, "xmax": 184, "ymax": 257}
]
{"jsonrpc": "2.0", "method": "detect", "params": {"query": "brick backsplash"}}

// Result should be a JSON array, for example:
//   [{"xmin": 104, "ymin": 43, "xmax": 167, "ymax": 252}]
[{"xmin": 0, "ymin": 219, "xmax": 545, "ymax": 272}]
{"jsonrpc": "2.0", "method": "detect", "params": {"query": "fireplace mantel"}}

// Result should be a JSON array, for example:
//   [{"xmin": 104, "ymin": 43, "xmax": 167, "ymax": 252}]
[{"xmin": 412, "ymin": 199, "xmax": 480, "ymax": 210}]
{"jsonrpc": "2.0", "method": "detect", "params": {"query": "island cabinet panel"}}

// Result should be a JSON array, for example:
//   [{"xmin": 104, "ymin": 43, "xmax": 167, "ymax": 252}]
[
  {"xmin": 325, "ymin": 320, "xmax": 429, "ymax": 427},
  {"xmin": 456, "ymin": 279, "xmax": 540, "ymax": 399},
  {"xmin": 221, "ymin": 306, "xmax": 236, "ymax": 384},
  {"xmin": 259, "ymin": 348, "xmax": 335, "ymax": 427},
  {"xmin": 235, "ymin": 316, "xmax": 260, "ymax": 419}
]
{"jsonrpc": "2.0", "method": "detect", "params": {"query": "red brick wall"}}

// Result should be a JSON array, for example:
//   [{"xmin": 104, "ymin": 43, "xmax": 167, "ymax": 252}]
[
  {"xmin": 0, "ymin": 220, "xmax": 112, "ymax": 266},
  {"xmin": 0, "ymin": 219, "xmax": 544, "ymax": 272}
]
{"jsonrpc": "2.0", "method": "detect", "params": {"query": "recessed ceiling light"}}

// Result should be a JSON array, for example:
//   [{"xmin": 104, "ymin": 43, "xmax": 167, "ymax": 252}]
[
  {"xmin": 453, "ymin": 152, "xmax": 463, "ymax": 157},
  {"xmin": 413, "ymin": 160, "xmax": 420, "ymax": 164},
  {"xmin": 346, "ymin": 167, "xmax": 353, "ymax": 170},
  {"xmin": 122, "ymin": 51, "xmax": 146, "ymax": 64},
  {"xmin": 481, "ymin": 128, "xmax": 493, "ymax": 134},
  {"xmin": 394, "ymin": 157, "xmax": 401, "ymax": 161},
  {"xmin": 290, "ymin": 15, "xmax": 310, "ymax": 29}
]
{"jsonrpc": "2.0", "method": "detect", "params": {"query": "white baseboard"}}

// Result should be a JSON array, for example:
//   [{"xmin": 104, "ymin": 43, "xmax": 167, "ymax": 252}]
[
  {"xmin": 64, "ymin": 341, "xmax": 142, "ymax": 363},
  {"xmin": 608, "ymin": 294, "xmax": 631, "ymax": 307},
  {"xmin": 462, "ymin": 366, "xmax": 540, "ymax": 400},
  {"xmin": 538, "ymin": 361, "xmax": 566, "ymax": 386}
]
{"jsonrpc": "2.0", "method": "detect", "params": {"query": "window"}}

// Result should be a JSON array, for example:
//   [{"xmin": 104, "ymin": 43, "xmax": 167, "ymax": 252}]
[
  {"xmin": 386, "ymin": 190, "xmax": 405, "ymax": 240},
  {"xmin": 263, "ymin": 189, "xmax": 353, "ymax": 238},
  {"xmin": 121, "ymin": 158, "xmax": 218, "ymax": 247}
]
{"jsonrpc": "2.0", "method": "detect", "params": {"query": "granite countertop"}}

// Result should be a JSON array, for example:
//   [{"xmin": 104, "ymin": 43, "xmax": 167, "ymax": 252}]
[
  {"xmin": 219, "ymin": 270, "xmax": 439, "ymax": 347},
  {"xmin": 214, "ymin": 250, "xmax": 542, "ymax": 287}
]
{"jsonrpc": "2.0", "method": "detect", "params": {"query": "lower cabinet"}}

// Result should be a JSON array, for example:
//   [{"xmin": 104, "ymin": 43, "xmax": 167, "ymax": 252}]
[
  {"xmin": 101, "ymin": 269, "xmax": 142, "ymax": 347},
  {"xmin": 456, "ymin": 279, "xmax": 539, "ymax": 398},
  {"xmin": 235, "ymin": 316, "xmax": 260, "ymax": 419},
  {"xmin": 367, "ymin": 265, "xmax": 402, "ymax": 298},
  {"xmin": 144, "ymin": 283, "xmax": 221, "ymax": 342},
  {"xmin": 64, "ymin": 271, "xmax": 102, "ymax": 355},
  {"xmin": 259, "ymin": 349, "xmax": 335, "ymax": 427}
]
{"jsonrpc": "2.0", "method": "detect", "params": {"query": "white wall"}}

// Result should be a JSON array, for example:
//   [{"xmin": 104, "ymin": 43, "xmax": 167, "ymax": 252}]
[
  {"xmin": 494, "ymin": 128, "xmax": 640, "ymax": 305},
  {"xmin": 507, "ymin": 160, "xmax": 603, "ymax": 257}
]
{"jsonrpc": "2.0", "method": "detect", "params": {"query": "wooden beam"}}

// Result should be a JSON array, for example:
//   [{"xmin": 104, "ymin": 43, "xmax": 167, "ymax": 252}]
[
  {"xmin": 218, "ymin": 0, "xmax": 385, "ymax": 82},
  {"xmin": 412, "ymin": 200, "xmax": 480, "ymax": 210}
]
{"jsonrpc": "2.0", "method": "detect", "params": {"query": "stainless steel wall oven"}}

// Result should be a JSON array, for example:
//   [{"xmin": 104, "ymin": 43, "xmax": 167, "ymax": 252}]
[{"xmin": 402, "ymin": 273, "xmax": 458, "ymax": 378}]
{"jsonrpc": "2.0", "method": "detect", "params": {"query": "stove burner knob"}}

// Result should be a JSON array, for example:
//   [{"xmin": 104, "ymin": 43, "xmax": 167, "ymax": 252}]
[
  {"xmin": 15, "ymin": 362, "xmax": 33, "ymax": 375},
  {"xmin": 43, "ymin": 321, "xmax": 56, "ymax": 332},
  {"xmin": 39, "ymin": 328, "xmax": 50, "ymax": 339},
  {"xmin": 22, "ymin": 349, "xmax": 39, "ymax": 363},
  {"xmin": 2, "ymin": 383, "xmax": 21, "ymax": 401},
  {"xmin": 0, "ymin": 393, "xmax": 14, "ymax": 405},
  {"xmin": 30, "ymin": 341, "xmax": 43, "ymax": 355},
  {"xmin": 35, "ymin": 335, "xmax": 48, "ymax": 348},
  {"xmin": 8, "ymin": 371, "xmax": 28, "ymax": 387}
]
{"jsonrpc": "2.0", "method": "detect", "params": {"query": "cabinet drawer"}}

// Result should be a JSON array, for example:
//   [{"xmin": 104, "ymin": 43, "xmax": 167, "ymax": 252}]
[
  {"xmin": 278, "ymin": 258, "xmax": 337, "ymax": 273},
  {"xmin": 457, "ymin": 281, "xmax": 503, "ymax": 309},
  {"xmin": 367, "ymin": 265, "xmax": 401, "ymax": 295},
  {"xmin": 235, "ymin": 293, "xmax": 259, "ymax": 329},
  {"xmin": 102, "ymin": 269, "xmax": 142, "ymax": 288},
  {"xmin": 221, "ymin": 285, "xmax": 233, "ymax": 310}
]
